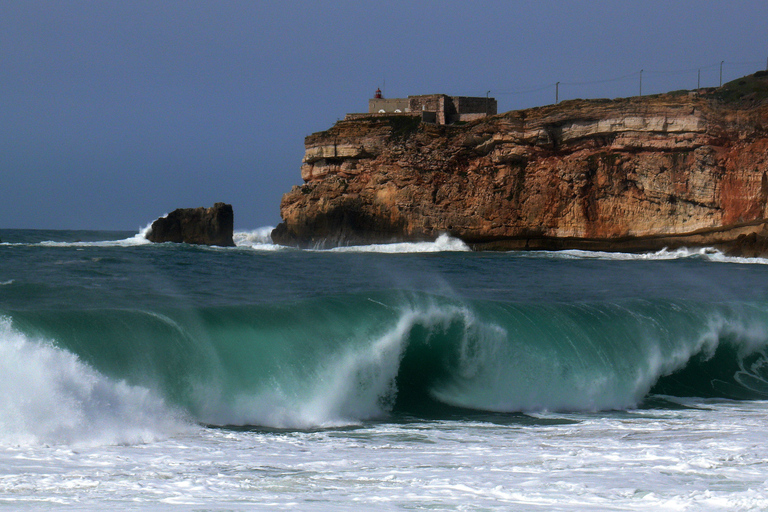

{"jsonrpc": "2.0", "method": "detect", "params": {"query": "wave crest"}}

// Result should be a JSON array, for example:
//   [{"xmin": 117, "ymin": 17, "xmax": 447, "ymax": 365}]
[
  {"xmin": 0, "ymin": 317, "xmax": 189, "ymax": 446},
  {"xmin": 7, "ymin": 296, "xmax": 768, "ymax": 432},
  {"xmin": 327, "ymin": 234, "xmax": 470, "ymax": 253}
]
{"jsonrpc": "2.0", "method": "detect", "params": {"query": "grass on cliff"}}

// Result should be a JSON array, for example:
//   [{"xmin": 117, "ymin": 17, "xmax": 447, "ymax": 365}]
[{"xmin": 714, "ymin": 71, "xmax": 768, "ymax": 103}]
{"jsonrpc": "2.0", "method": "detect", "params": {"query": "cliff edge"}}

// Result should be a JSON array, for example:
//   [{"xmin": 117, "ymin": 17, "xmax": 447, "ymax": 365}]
[{"xmin": 273, "ymin": 73, "xmax": 768, "ymax": 254}]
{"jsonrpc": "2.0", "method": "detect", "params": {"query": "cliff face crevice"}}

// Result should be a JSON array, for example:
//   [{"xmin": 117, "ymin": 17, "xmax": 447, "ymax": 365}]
[{"xmin": 273, "ymin": 74, "xmax": 768, "ymax": 252}]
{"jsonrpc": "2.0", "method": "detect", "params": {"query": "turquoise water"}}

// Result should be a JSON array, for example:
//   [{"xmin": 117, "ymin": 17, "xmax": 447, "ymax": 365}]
[{"xmin": 3, "ymin": 229, "xmax": 768, "ymax": 509}]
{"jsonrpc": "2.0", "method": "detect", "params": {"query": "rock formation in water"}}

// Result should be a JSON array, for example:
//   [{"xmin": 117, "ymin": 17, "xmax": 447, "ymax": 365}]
[
  {"xmin": 272, "ymin": 73, "xmax": 768, "ymax": 254},
  {"xmin": 146, "ymin": 202, "xmax": 235, "ymax": 247}
]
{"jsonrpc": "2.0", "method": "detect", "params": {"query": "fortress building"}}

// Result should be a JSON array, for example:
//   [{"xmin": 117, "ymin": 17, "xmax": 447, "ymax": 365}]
[{"xmin": 345, "ymin": 89, "xmax": 497, "ymax": 125}]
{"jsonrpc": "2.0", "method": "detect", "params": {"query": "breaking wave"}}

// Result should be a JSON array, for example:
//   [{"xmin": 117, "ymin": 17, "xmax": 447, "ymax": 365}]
[
  {"xmin": 540, "ymin": 246, "xmax": 768, "ymax": 265},
  {"xmin": 232, "ymin": 230, "xmax": 470, "ymax": 253},
  {"xmin": 0, "ymin": 317, "xmax": 190, "ymax": 447},
  {"xmin": 233, "ymin": 227, "xmax": 287, "ymax": 251},
  {"xmin": 4, "ymin": 292, "xmax": 768, "ymax": 437},
  {"xmin": 326, "ymin": 233, "xmax": 470, "ymax": 253}
]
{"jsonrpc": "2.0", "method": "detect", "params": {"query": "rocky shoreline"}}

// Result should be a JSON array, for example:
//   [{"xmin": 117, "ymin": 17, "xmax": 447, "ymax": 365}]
[{"xmin": 273, "ymin": 73, "xmax": 768, "ymax": 255}]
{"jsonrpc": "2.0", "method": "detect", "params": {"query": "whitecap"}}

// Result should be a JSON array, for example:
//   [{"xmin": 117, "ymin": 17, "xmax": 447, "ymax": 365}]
[
  {"xmin": 326, "ymin": 233, "xmax": 470, "ymax": 254},
  {"xmin": 529, "ymin": 246, "xmax": 768, "ymax": 265},
  {"xmin": 36, "ymin": 222, "xmax": 155, "ymax": 248},
  {"xmin": 232, "ymin": 227, "xmax": 286, "ymax": 251},
  {"xmin": 0, "ymin": 316, "xmax": 191, "ymax": 447}
]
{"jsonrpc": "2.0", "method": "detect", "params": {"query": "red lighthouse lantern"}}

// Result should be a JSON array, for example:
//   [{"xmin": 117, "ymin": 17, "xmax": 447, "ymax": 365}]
[{"xmin": 374, "ymin": 88, "xmax": 382, "ymax": 99}]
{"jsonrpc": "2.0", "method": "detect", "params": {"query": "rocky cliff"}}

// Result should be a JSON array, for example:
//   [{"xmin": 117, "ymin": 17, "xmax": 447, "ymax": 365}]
[{"xmin": 272, "ymin": 73, "xmax": 768, "ymax": 253}]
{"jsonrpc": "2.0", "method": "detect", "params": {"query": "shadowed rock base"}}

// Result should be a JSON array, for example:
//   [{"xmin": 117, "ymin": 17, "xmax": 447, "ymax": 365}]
[
  {"xmin": 147, "ymin": 203, "xmax": 235, "ymax": 247},
  {"xmin": 467, "ymin": 222, "xmax": 768, "ymax": 256}
]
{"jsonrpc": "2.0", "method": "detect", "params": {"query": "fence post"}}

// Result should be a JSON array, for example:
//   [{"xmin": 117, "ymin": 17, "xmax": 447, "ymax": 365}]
[{"xmin": 720, "ymin": 61, "xmax": 724, "ymax": 87}]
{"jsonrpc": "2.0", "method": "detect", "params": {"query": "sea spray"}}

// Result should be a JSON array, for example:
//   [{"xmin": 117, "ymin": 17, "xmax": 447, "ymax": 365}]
[
  {"xmin": 221, "ymin": 309, "xmax": 414, "ymax": 428},
  {"xmin": 0, "ymin": 317, "xmax": 190, "ymax": 447},
  {"xmin": 195, "ymin": 299, "xmax": 461, "ymax": 428},
  {"xmin": 326, "ymin": 233, "xmax": 470, "ymax": 254},
  {"xmin": 233, "ymin": 227, "xmax": 283, "ymax": 251},
  {"xmin": 35, "ymin": 224, "xmax": 154, "ymax": 247}
]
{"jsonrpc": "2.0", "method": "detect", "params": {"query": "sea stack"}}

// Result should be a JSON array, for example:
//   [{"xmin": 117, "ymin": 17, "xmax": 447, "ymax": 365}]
[
  {"xmin": 146, "ymin": 202, "xmax": 235, "ymax": 247},
  {"xmin": 273, "ymin": 73, "xmax": 768, "ymax": 255}
]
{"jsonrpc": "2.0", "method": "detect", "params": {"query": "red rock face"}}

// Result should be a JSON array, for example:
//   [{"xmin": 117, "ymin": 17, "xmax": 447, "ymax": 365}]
[{"xmin": 273, "ymin": 80, "xmax": 768, "ymax": 252}]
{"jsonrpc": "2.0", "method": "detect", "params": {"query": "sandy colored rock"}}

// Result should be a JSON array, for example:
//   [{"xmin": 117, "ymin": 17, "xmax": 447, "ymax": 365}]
[{"xmin": 273, "ymin": 74, "xmax": 768, "ymax": 254}]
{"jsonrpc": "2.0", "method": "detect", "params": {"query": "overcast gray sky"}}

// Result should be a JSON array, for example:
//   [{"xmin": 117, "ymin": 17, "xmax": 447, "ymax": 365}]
[{"xmin": 2, "ymin": 0, "xmax": 767, "ymax": 230}]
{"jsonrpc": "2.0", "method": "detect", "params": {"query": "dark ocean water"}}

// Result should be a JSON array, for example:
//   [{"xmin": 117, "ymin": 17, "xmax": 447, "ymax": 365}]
[{"xmin": 3, "ymin": 229, "xmax": 768, "ymax": 509}]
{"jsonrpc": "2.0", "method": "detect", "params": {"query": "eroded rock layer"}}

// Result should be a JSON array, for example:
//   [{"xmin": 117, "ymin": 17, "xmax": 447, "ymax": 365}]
[{"xmin": 273, "ymin": 74, "xmax": 768, "ymax": 253}]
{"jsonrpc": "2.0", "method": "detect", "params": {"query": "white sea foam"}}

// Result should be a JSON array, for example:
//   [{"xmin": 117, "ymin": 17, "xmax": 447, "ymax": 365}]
[
  {"xmin": 3, "ymin": 395, "xmax": 767, "ymax": 510},
  {"xmin": 20, "ymin": 225, "xmax": 768, "ymax": 265},
  {"xmin": 35, "ymin": 224, "xmax": 278, "ymax": 250},
  {"xmin": 35, "ymin": 222, "xmax": 155, "ymax": 248},
  {"xmin": 541, "ymin": 246, "xmax": 719, "ymax": 261},
  {"xmin": 232, "ymin": 227, "xmax": 286, "ymax": 251},
  {"xmin": 327, "ymin": 233, "xmax": 470, "ymax": 253},
  {"xmin": 135, "ymin": 220, "xmax": 155, "ymax": 242},
  {"xmin": 241, "ymin": 231, "xmax": 470, "ymax": 253},
  {"xmin": 703, "ymin": 251, "xmax": 768, "ymax": 266},
  {"xmin": 534, "ymin": 246, "xmax": 768, "ymax": 265},
  {"xmin": 0, "ymin": 317, "xmax": 190, "ymax": 447}
]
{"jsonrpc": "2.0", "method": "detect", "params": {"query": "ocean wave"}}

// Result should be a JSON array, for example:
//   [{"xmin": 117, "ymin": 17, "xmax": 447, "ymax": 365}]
[
  {"xmin": 233, "ymin": 231, "xmax": 471, "ymax": 254},
  {"xmin": 6, "ymin": 294, "xmax": 768, "ymax": 431},
  {"xmin": 531, "ymin": 246, "xmax": 768, "ymax": 265},
  {"xmin": 0, "ymin": 316, "xmax": 191, "ymax": 447},
  {"xmin": 325, "ymin": 233, "xmax": 471, "ymax": 254},
  {"xmin": 232, "ymin": 227, "xmax": 286, "ymax": 251},
  {"xmin": 33, "ymin": 223, "xmax": 154, "ymax": 248}
]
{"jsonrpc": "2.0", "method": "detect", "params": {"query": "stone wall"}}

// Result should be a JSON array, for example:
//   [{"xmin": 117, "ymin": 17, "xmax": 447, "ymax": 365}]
[
  {"xmin": 355, "ymin": 94, "xmax": 498, "ymax": 125},
  {"xmin": 346, "ymin": 112, "xmax": 419, "ymax": 121},
  {"xmin": 369, "ymin": 98, "xmax": 410, "ymax": 113},
  {"xmin": 409, "ymin": 94, "xmax": 497, "ymax": 124},
  {"xmin": 455, "ymin": 96, "xmax": 497, "ymax": 115},
  {"xmin": 408, "ymin": 95, "xmax": 443, "ymax": 114}
]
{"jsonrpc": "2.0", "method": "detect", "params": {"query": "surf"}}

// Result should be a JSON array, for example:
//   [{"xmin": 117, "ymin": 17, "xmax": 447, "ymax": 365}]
[
  {"xmin": 4, "ymin": 292, "xmax": 768, "ymax": 437},
  {"xmin": 0, "ymin": 316, "xmax": 190, "ymax": 447}
]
